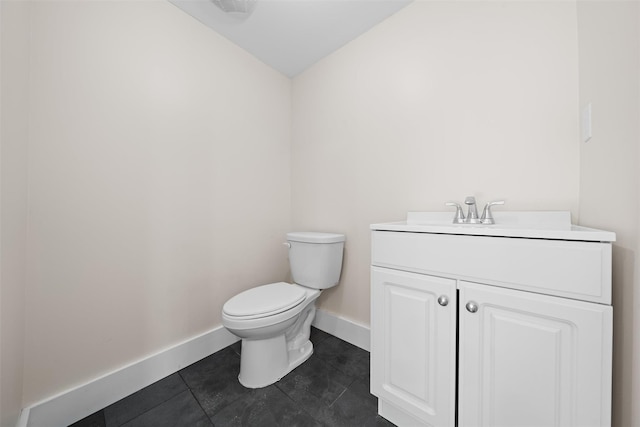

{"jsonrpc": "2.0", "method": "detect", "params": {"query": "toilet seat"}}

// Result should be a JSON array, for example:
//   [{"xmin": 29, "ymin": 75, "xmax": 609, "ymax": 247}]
[{"xmin": 223, "ymin": 282, "xmax": 307, "ymax": 320}]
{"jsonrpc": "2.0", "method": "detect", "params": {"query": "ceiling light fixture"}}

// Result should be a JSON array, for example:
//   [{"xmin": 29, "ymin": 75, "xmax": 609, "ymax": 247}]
[{"xmin": 211, "ymin": 0, "xmax": 257, "ymax": 18}]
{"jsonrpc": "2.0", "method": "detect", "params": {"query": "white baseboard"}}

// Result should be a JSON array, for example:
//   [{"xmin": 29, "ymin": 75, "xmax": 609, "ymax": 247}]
[
  {"xmin": 20, "ymin": 310, "xmax": 370, "ymax": 427},
  {"xmin": 312, "ymin": 308, "xmax": 371, "ymax": 352},
  {"xmin": 16, "ymin": 407, "xmax": 30, "ymax": 427},
  {"xmin": 23, "ymin": 326, "xmax": 238, "ymax": 427}
]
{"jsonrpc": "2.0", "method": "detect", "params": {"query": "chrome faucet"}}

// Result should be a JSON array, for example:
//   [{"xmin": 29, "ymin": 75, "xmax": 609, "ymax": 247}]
[
  {"xmin": 445, "ymin": 196, "xmax": 504, "ymax": 224},
  {"xmin": 464, "ymin": 196, "xmax": 480, "ymax": 224}
]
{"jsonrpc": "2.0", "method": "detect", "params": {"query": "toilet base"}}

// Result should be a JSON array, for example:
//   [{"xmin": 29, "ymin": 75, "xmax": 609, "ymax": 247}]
[
  {"xmin": 238, "ymin": 337, "xmax": 313, "ymax": 388},
  {"xmin": 233, "ymin": 291, "xmax": 320, "ymax": 389},
  {"xmin": 287, "ymin": 339, "xmax": 314, "ymax": 374}
]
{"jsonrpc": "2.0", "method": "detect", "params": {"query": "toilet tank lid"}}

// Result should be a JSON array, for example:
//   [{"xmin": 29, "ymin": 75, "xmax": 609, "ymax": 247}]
[{"xmin": 287, "ymin": 232, "xmax": 345, "ymax": 243}]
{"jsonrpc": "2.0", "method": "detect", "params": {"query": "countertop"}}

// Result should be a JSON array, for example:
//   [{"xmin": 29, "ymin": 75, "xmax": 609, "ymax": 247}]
[{"xmin": 371, "ymin": 211, "xmax": 616, "ymax": 242}]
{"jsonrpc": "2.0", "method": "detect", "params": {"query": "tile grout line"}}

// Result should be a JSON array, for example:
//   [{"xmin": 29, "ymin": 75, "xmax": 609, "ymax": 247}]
[
  {"xmin": 328, "ymin": 386, "xmax": 350, "ymax": 408},
  {"xmin": 113, "ymin": 389, "xmax": 191, "ymax": 427},
  {"xmin": 178, "ymin": 348, "xmax": 249, "ymax": 423},
  {"xmin": 274, "ymin": 382, "xmax": 320, "ymax": 424},
  {"xmin": 110, "ymin": 375, "xmax": 190, "ymax": 427},
  {"xmin": 177, "ymin": 369, "xmax": 216, "ymax": 426},
  {"xmin": 186, "ymin": 388, "xmax": 214, "ymax": 427}
]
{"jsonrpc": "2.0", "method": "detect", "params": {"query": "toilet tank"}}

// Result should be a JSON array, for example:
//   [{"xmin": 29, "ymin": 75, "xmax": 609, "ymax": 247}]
[{"xmin": 287, "ymin": 232, "xmax": 345, "ymax": 289}]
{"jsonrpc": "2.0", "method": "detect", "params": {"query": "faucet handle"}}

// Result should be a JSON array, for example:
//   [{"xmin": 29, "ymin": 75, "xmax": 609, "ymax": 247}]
[
  {"xmin": 480, "ymin": 200, "xmax": 505, "ymax": 224},
  {"xmin": 445, "ymin": 202, "xmax": 465, "ymax": 224}
]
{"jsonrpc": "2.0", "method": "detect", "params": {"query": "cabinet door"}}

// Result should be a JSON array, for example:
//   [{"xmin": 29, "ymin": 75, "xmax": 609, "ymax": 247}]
[
  {"xmin": 458, "ymin": 281, "xmax": 613, "ymax": 427},
  {"xmin": 371, "ymin": 267, "xmax": 457, "ymax": 426}
]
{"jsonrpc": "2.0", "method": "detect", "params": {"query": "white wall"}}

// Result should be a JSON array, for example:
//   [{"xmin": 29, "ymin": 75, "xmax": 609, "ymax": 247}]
[
  {"xmin": 577, "ymin": 2, "xmax": 640, "ymax": 426},
  {"xmin": 292, "ymin": 0, "xmax": 581, "ymax": 326},
  {"xmin": 0, "ymin": 0, "xmax": 30, "ymax": 425},
  {"xmin": 22, "ymin": 0, "xmax": 291, "ymax": 406}
]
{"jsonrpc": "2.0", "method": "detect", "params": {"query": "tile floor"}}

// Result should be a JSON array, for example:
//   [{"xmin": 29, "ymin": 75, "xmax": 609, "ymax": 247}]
[{"xmin": 69, "ymin": 328, "xmax": 395, "ymax": 427}]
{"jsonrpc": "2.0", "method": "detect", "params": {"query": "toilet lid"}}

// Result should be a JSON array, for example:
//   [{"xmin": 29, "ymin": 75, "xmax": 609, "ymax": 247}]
[{"xmin": 223, "ymin": 282, "xmax": 307, "ymax": 318}]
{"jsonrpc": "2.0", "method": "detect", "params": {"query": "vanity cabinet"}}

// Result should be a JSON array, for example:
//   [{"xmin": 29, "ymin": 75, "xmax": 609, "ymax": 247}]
[{"xmin": 370, "ymin": 222, "xmax": 613, "ymax": 427}]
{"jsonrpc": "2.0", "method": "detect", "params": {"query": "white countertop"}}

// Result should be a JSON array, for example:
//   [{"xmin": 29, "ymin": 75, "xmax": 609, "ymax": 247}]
[{"xmin": 371, "ymin": 211, "xmax": 616, "ymax": 242}]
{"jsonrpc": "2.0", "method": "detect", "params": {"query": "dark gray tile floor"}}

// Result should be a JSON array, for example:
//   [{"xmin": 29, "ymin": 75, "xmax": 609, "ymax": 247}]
[{"xmin": 69, "ymin": 328, "xmax": 395, "ymax": 427}]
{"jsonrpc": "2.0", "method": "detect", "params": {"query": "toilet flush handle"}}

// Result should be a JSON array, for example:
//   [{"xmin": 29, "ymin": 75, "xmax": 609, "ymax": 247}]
[{"xmin": 283, "ymin": 242, "xmax": 291, "ymax": 248}]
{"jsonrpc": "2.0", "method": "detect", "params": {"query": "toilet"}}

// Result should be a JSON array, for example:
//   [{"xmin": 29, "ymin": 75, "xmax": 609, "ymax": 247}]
[{"xmin": 222, "ymin": 231, "xmax": 345, "ymax": 388}]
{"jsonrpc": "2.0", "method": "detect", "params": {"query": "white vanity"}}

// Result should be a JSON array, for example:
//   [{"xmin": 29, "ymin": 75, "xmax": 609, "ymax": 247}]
[{"xmin": 370, "ymin": 212, "xmax": 615, "ymax": 427}]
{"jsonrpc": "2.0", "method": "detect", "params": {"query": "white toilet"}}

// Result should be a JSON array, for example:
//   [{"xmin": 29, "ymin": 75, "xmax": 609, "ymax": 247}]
[{"xmin": 222, "ymin": 231, "xmax": 345, "ymax": 388}]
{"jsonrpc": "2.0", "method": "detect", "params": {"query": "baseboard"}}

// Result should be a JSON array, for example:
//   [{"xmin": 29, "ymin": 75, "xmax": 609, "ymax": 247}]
[
  {"xmin": 312, "ymin": 308, "xmax": 371, "ymax": 352},
  {"xmin": 23, "ymin": 326, "xmax": 238, "ymax": 427},
  {"xmin": 20, "ymin": 310, "xmax": 370, "ymax": 427},
  {"xmin": 16, "ymin": 407, "xmax": 29, "ymax": 427}
]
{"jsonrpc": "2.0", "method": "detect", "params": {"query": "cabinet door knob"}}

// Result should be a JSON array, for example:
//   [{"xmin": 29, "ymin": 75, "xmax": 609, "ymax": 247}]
[
  {"xmin": 465, "ymin": 301, "xmax": 479, "ymax": 313},
  {"xmin": 437, "ymin": 295, "xmax": 449, "ymax": 306}
]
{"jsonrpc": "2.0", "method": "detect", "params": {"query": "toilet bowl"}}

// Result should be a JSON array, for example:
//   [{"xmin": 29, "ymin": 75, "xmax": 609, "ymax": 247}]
[
  {"xmin": 222, "ymin": 283, "xmax": 321, "ymax": 388},
  {"xmin": 222, "ymin": 232, "xmax": 345, "ymax": 388}
]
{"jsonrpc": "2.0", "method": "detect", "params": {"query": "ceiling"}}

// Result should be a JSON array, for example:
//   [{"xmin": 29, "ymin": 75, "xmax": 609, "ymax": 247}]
[{"xmin": 168, "ymin": 0, "xmax": 413, "ymax": 77}]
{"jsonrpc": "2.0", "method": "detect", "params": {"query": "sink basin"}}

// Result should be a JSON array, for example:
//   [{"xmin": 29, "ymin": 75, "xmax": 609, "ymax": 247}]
[{"xmin": 370, "ymin": 211, "xmax": 616, "ymax": 242}]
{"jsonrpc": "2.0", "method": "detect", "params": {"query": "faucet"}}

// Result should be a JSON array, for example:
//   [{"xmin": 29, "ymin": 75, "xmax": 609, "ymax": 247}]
[
  {"xmin": 445, "ymin": 196, "xmax": 504, "ymax": 224},
  {"xmin": 464, "ymin": 196, "xmax": 480, "ymax": 224}
]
